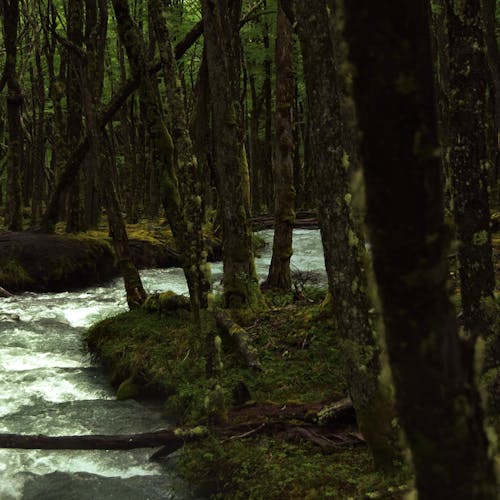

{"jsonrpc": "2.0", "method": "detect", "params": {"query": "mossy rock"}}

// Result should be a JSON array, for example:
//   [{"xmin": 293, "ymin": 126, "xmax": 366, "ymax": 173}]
[
  {"xmin": 116, "ymin": 376, "xmax": 140, "ymax": 400},
  {"xmin": 0, "ymin": 231, "xmax": 115, "ymax": 292}
]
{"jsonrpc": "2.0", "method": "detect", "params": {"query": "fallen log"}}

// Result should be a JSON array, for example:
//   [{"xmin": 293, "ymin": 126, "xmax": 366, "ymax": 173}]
[
  {"xmin": 214, "ymin": 309, "xmax": 262, "ymax": 370},
  {"xmin": 0, "ymin": 426, "xmax": 207, "ymax": 453}
]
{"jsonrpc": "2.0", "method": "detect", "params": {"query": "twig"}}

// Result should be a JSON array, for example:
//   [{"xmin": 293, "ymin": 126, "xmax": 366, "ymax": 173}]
[{"xmin": 225, "ymin": 423, "xmax": 266, "ymax": 442}]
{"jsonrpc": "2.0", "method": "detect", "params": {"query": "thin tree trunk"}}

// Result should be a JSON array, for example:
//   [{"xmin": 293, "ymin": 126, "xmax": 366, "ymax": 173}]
[
  {"xmin": 65, "ymin": 0, "xmax": 85, "ymax": 233},
  {"xmin": 343, "ymin": 1, "xmax": 498, "ymax": 497},
  {"xmin": 2, "ymin": 0, "xmax": 23, "ymax": 231},
  {"xmin": 264, "ymin": 0, "xmax": 295, "ymax": 291},
  {"xmin": 444, "ymin": 0, "xmax": 496, "ymax": 339}
]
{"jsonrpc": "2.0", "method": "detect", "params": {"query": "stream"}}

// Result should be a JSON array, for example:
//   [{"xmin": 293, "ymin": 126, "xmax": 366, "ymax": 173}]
[{"xmin": 0, "ymin": 230, "xmax": 324, "ymax": 499}]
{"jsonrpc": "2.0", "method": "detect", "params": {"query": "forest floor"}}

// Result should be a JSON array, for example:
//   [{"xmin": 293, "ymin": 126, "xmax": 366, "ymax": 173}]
[{"xmin": 87, "ymin": 287, "xmax": 413, "ymax": 499}]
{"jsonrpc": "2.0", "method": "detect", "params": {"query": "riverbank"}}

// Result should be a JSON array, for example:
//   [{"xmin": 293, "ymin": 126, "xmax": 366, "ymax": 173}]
[
  {"xmin": 87, "ymin": 289, "xmax": 412, "ymax": 499},
  {"xmin": 0, "ymin": 220, "xmax": 220, "ymax": 293}
]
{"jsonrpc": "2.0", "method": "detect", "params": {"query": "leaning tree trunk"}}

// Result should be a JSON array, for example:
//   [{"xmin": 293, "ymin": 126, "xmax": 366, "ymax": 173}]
[
  {"xmin": 343, "ymin": 1, "xmax": 498, "ymax": 497},
  {"xmin": 2, "ymin": 0, "xmax": 23, "ymax": 231},
  {"xmin": 264, "ymin": 0, "xmax": 295, "ymax": 292},
  {"xmin": 81, "ymin": 0, "xmax": 146, "ymax": 309},
  {"xmin": 201, "ymin": 0, "xmax": 264, "ymax": 310},
  {"xmin": 149, "ymin": 0, "xmax": 211, "ymax": 311},
  {"xmin": 296, "ymin": 0, "xmax": 401, "ymax": 471},
  {"xmin": 111, "ymin": 0, "xmax": 207, "ymax": 312},
  {"xmin": 443, "ymin": 0, "xmax": 496, "ymax": 341}
]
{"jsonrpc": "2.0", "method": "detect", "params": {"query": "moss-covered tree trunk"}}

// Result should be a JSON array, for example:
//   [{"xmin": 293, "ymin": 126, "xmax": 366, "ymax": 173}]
[
  {"xmin": 111, "ymin": 0, "xmax": 208, "ymax": 313},
  {"xmin": 443, "ymin": 0, "xmax": 496, "ymax": 340},
  {"xmin": 80, "ymin": 0, "xmax": 146, "ymax": 309},
  {"xmin": 1, "ymin": 0, "xmax": 23, "ymax": 231},
  {"xmin": 343, "ymin": 1, "xmax": 498, "ymax": 497},
  {"xmin": 296, "ymin": 0, "xmax": 401, "ymax": 471},
  {"xmin": 148, "ymin": 0, "xmax": 211, "ymax": 310},
  {"xmin": 480, "ymin": 0, "xmax": 500, "ymax": 206},
  {"xmin": 264, "ymin": 0, "xmax": 295, "ymax": 292},
  {"xmin": 201, "ymin": 0, "xmax": 263, "ymax": 310},
  {"xmin": 65, "ymin": 0, "xmax": 85, "ymax": 233}
]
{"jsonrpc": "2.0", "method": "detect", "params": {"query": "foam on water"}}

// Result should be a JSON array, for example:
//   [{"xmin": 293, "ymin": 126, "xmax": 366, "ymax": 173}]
[{"xmin": 0, "ymin": 229, "xmax": 325, "ymax": 499}]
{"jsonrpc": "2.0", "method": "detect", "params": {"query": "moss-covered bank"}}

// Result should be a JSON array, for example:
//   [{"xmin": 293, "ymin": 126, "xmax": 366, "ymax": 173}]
[{"xmin": 86, "ymin": 289, "xmax": 412, "ymax": 498}]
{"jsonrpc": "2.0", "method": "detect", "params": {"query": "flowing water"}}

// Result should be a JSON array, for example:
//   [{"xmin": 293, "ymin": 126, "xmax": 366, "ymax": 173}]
[{"xmin": 0, "ymin": 230, "xmax": 324, "ymax": 499}]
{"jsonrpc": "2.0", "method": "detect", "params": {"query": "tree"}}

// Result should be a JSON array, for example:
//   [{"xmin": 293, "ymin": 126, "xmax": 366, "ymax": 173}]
[
  {"xmin": 263, "ymin": 0, "xmax": 295, "ymax": 292},
  {"xmin": 148, "ymin": 0, "xmax": 211, "ymax": 310},
  {"xmin": 1, "ymin": 0, "xmax": 23, "ymax": 231},
  {"xmin": 442, "ymin": 0, "xmax": 497, "ymax": 341},
  {"xmin": 296, "ymin": 0, "xmax": 401, "ymax": 470},
  {"xmin": 65, "ymin": 0, "xmax": 85, "ymax": 233},
  {"xmin": 343, "ymin": 1, "xmax": 498, "ymax": 497},
  {"xmin": 201, "ymin": 0, "xmax": 264, "ymax": 309},
  {"xmin": 110, "ymin": 0, "xmax": 210, "ymax": 316}
]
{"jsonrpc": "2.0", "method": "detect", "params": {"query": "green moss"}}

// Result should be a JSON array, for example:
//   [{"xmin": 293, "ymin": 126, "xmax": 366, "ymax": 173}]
[
  {"xmin": 0, "ymin": 259, "xmax": 33, "ymax": 288},
  {"xmin": 177, "ymin": 437, "xmax": 412, "ymax": 499},
  {"xmin": 116, "ymin": 376, "xmax": 140, "ymax": 400}
]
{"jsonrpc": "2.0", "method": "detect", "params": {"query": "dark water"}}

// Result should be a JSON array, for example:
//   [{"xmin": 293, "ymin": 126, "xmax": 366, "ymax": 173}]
[{"xmin": 0, "ymin": 230, "xmax": 324, "ymax": 499}]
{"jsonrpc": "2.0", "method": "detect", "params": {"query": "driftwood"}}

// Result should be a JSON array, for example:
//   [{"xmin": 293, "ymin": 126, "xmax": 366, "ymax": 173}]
[
  {"xmin": 0, "ymin": 427, "xmax": 207, "ymax": 453},
  {"xmin": 214, "ymin": 309, "xmax": 262, "ymax": 370}
]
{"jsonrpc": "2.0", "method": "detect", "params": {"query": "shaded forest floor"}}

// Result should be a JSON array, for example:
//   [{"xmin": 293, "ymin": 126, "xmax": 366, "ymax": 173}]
[{"xmin": 87, "ymin": 288, "xmax": 413, "ymax": 499}]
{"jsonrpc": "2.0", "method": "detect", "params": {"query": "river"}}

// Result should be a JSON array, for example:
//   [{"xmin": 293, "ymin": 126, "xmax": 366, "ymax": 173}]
[{"xmin": 0, "ymin": 230, "xmax": 324, "ymax": 499}]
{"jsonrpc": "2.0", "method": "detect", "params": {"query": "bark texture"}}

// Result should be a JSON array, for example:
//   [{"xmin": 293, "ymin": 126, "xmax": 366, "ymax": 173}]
[
  {"xmin": 111, "ymin": 0, "xmax": 209, "ymax": 313},
  {"xmin": 264, "ymin": 0, "xmax": 295, "ymax": 292},
  {"xmin": 149, "ymin": 0, "xmax": 211, "ymax": 310},
  {"xmin": 344, "ymin": 2, "xmax": 498, "ymax": 497},
  {"xmin": 444, "ymin": 0, "xmax": 496, "ymax": 339},
  {"xmin": 296, "ymin": 1, "xmax": 401, "ymax": 471},
  {"xmin": 201, "ymin": 0, "xmax": 263, "ymax": 309},
  {"xmin": 1, "ymin": 0, "xmax": 23, "ymax": 231}
]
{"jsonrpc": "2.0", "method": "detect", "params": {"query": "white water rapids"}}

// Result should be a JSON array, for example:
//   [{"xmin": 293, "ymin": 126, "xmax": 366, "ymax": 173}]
[{"xmin": 0, "ymin": 230, "xmax": 324, "ymax": 499}]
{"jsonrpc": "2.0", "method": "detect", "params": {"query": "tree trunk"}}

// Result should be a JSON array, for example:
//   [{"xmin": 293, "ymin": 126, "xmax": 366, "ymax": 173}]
[
  {"xmin": 444, "ymin": 0, "xmax": 496, "ymax": 340},
  {"xmin": 65, "ymin": 0, "xmax": 85, "ymax": 233},
  {"xmin": 480, "ymin": 0, "xmax": 500, "ymax": 206},
  {"xmin": 343, "ymin": 1, "xmax": 498, "ymax": 497},
  {"xmin": 296, "ymin": 0, "xmax": 401, "ymax": 471},
  {"xmin": 149, "ymin": 0, "xmax": 211, "ymax": 310},
  {"xmin": 201, "ymin": 0, "xmax": 263, "ymax": 310},
  {"xmin": 264, "ymin": 0, "xmax": 295, "ymax": 292},
  {"xmin": 2, "ymin": 0, "xmax": 23, "ymax": 231},
  {"xmin": 111, "ymin": 0, "xmax": 208, "ymax": 314}
]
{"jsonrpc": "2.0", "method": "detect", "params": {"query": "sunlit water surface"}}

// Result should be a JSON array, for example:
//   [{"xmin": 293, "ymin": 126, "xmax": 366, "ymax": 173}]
[{"xmin": 0, "ymin": 230, "xmax": 324, "ymax": 499}]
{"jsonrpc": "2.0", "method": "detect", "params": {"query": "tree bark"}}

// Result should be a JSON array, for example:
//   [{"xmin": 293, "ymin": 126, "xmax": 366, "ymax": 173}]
[
  {"xmin": 201, "ymin": 0, "xmax": 263, "ymax": 310},
  {"xmin": 1, "ymin": 0, "xmax": 23, "ymax": 231},
  {"xmin": 296, "ymin": 0, "xmax": 401, "ymax": 471},
  {"xmin": 444, "ymin": 0, "xmax": 496, "ymax": 340},
  {"xmin": 343, "ymin": 1, "xmax": 498, "ymax": 497},
  {"xmin": 264, "ymin": 0, "xmax": 295, "ymax": 292},
  {"xmin": 149, "ymin": 0, "xmax": 211, "ymax": 310},
  {"xmin": 65, "ymin": 0, "xmax": 85, "ymax": 233}
]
